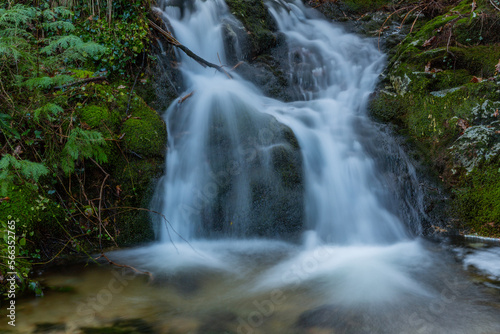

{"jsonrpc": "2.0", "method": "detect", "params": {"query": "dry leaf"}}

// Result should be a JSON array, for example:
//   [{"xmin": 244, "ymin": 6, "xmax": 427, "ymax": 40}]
[
  {"xmin": 457, "ymin": 119, "xmax": 470, "ymax": 131},
  {"xmin": 494, "ymin": 109, "xmax": 499, "ymax": 117},
  {"xmin": 422, "ymin": 36, "xmax": 436, "ymax": 47},
  {"xmin": 425, "ymin": 61, "xmax": 431, "ymax": 73},
  {"xmin": 471, "ymin": 0, "xmax": 477, "ymax": 12},
  {"xmin": 496, "ymin": 59, "xmax": 500, "ymax": 73},
  {"xmin": 470, "ymin": 76, "xmax": 483, "ymax": 83}
]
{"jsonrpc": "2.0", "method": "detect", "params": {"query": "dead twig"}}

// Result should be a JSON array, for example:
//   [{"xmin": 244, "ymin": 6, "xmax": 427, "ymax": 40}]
[
  {"xmin": 490, "ymin": 0, "xmax": 500, "ymax": 12},
  {"xmin": 178, "ymin": 91, "xmax": 194, "ymax": 104},
  {"xmin": 54, "ymin": 76, "xmax": 107, "ymax": 90}
]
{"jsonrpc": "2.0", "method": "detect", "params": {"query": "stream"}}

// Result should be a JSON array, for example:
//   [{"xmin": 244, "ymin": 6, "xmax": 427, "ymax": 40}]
[{"xmin": 2, "ymin": 0, "xmax": 500, "ymax": 333}]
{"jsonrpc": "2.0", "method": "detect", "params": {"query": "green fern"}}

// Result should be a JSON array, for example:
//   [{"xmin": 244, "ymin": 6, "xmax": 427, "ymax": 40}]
[
  {"xmin": 61, "ymin": 128, "xmax": 108, "ymax": 174},
  {"xmin": 0, "ymin": 5, "xmax": 38, "ymax": 27},
  {"xmin": 34, "ymin": 103, "xmax": 64, "ymax": 122},
  {"xmin": 23, "ymin": 76, "xmax": 56, "ymax": 89},
  {"xmin": 0, "ymin": 154, "xmax": 49, "ymax": 196}
]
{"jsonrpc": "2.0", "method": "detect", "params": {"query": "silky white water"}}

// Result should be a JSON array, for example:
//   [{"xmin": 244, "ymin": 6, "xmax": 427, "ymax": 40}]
[
  {"xmin": 154, "ymin": 0, "xmax": 408, "ymax": 244},
  {"xmin": 144, "ymin": 0, "xmax": 432, "ymax": 306}
]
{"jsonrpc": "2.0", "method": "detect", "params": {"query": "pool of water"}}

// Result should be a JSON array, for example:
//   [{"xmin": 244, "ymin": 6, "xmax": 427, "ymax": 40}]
[{"xmin": 3, "ymin": 237, "xmax": 499, "ymax": 334}]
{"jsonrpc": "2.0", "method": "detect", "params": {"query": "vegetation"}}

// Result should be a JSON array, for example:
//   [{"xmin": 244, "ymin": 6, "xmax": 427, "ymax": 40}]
[
  {"xmin": 364, "ymin": 0, "xmax": 500, "ymax": 237},
  {"xmin": 0, "ymin": 0, "xmax": 166, "ymax": 297}
]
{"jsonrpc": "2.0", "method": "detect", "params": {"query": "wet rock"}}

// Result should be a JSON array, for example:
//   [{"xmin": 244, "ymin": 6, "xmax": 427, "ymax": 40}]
[
  {"xmin": 449, "ymin": 123, "xmax": 500, "ymax": 173},
  {"xmin": 200, "ymin": 107, "xmax": 304, "ymax": 239},
  {"xmin": 34, "ymin": 323, "xmax": 66, "ymax": 334},
  {"xmin": 296, "ymin": 305, "xmax": 366, "ymax": 333},
  {"xmin": 81, "ymin": 318, "xmax": 155, "ymax": 334},
  {"xmin": 197, "ymin": 311, "xmax": 238, "ymax": 334}
]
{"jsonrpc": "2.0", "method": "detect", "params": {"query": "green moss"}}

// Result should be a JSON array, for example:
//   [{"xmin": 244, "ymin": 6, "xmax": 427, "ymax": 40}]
[
  {"xmin": 79, "ymin": 105, "xmax": 120, "ymax": 131},
  {"xmin": 225, "ymin": 0, "xmax": 277, "ymax": 56},
  {"xmin": 448, "ymin": 45, "xmax": 500, "ymax": 77},
  {"xmin": 0, "ymin": 185, "xmax": 66, "ymax": 247},
  {"xmin": 455, "ymin": 165, "xmax": 500, "ymax": 237},
  {"xmin": 122, "ymin": 97, "xmax": 166, "ymax": 158}
]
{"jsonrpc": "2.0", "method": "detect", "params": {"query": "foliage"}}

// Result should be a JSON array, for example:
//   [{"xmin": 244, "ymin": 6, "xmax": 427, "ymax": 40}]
[
  {"xmin": 0, "ymin": 154, "xmax": 49, "ymax": 195},
  {"xmin": 0, "ymin": 0, "xmax": 163, "ymax": 298},
  {"xmin": 74, "ymin": 0, "xmax": 151, "ymax": 76},
  {"xmin": 369, "ymin": 0, "xmax": 500, "ymax": 237},
  {"xmin": 61, "ymin": 128, "xmax": 108, "ymax": 174}
]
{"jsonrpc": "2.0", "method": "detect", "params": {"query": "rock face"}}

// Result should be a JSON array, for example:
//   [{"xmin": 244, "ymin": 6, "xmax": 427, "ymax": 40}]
[
  {"xmin": 360, "ymin": 0, "xmax": 500, "ymax": 237},
  {"xmin": 222, "ymin": 0, "xmax": 295, "ymax": 101},
  {"xmin": 199, "ymin": 105, "xmax": 304, "ymax": 238}
]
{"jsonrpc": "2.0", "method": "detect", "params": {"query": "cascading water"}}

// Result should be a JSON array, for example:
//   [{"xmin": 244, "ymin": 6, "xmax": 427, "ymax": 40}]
[
  {"xmin": 153, "ymin": 0, "xmax": 410, "ymax": 245},
  {"xmin": 143, "ymin": 0, "xmax": 436, "ymax": 308}
]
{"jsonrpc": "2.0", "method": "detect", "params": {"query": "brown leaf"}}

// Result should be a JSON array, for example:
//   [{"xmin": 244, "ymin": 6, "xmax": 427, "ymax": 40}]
[
  {"xmin": 13, "ymin": 145, "xmax": 23, "ymax": 156},
  {"xmin": 425, "ymin": 61, "xmax": 432, "ymax": 73},
  {"xmin": 471, "ymin": 0, "xmax": 477, "ymax": 12},
  {"xmin": 457, "ymin": 118, "xmax": 470, "ymax": 131},
  {"xmin": 496, "ymin": 59, "xmax": 500, "ymax": 73},
  {"xmin": 470, "ymin": 76, "xmax": 483, "ymax": 83},
  {"xmin": 0, "ymin": 197, "xmax": 10, "ymax": 203},
  {"xmin": 422, "ymin": 36, "xmax": 436, "ymax": 47},
  {"xmin": 494, "ymin": 109, "xmax": 499, "ymax": 117}
]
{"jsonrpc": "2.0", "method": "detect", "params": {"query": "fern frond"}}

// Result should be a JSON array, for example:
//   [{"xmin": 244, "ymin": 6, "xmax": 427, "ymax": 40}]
[
  {"xmin": 54, "ymin": 41, "xmax": 107, "ymax": 63},
  {"xmin": 52, "ymin": 74, "xmax": 75, "ymax": 86},
  {"xmin": 0, "ymin": 41, "xmax": 23, "ymax": 60},
  {"xmin": 61, "ymin": 128, "xmax": 108, "ymax": 174},
  {"xmin": 42, "ymin": 7, "xmax": 73, "ymax": 21},
  {"xmin": 41, "ymin": 35, "xmax": 82, "ymax": 55},
  {"xmin": 0, "ymin": 5, "xmax": 38, "ymax": 28},
  {"xmin": 23, "ymin": 76, "xmax": 55, "ymax": 89},
  {"xmin": 42, "ymin": 21, "xmax": 75, "ymax": 33},
  {"xmin": 34, "ymin": 103, "xmax": 64, "ymax": 122},
  {"xmin": 0, "ymin": 154, "xmax": 49, "ymax": 183}
]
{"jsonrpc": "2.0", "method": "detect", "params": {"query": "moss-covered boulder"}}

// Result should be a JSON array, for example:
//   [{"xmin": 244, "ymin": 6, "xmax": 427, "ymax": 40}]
[
  {"xmin": 79, "ymin": 104, "xmax": 121, "ymax": 131},
  {"xmin": 368, "ymin": 0, "xmax": 500, "ymax": 236},
  {"xmin": 122, "ymin": 97, "xmax": 167, "ymax": 158}
]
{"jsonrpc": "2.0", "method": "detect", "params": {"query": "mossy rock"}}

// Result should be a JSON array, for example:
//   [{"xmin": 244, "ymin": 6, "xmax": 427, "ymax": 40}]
[
  {"xmin": 454, "ymin": 165, "xmax": 500, "ymax": 237},
  {"xmin": 122, "ymin": 97, "xmax": 167, "ymax": 158},
  {"xmin": 79, "ymin": 105, "xmax": 121, "ymax": 132},
  {"xmin": 225, "ymin": 0, "xmax": 277, "ymax": 56},
  {"xmin": 0, "ymin": 185, "xmax": 67, "ymax": 251}
]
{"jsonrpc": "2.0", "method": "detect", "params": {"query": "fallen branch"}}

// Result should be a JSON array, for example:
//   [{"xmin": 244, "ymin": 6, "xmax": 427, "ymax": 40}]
[
  {"xmin": 490, "ymin": 0, "xmax": 500, "ymax": 12},
  {"xmin": 95, "ymin": 253, "xmax": 154, "ymax": 281},
  {"xmin": 54, "ymin": 76, "xmax": 107, "ymax": 90},
  {"xmin": 148, "ymin": 19, "xmax": 232, "ymax": 78},
  {"xmin": 178, "ymin": 91, "xmax": 194, "ymax": 104}
]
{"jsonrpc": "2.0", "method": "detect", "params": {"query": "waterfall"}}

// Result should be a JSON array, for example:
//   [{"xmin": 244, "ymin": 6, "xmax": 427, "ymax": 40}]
[{"xmin": 152, "ymin": 0, "xmax": 416, "ymax": 245}]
